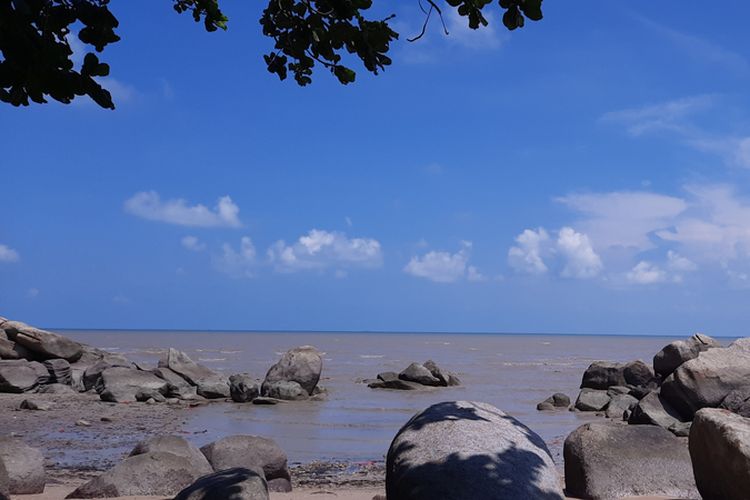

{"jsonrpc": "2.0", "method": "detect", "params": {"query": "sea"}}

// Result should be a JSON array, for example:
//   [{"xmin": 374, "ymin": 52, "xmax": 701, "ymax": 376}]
[{"xmin": 62, "ymin": 330, "xmax": 720, "ymax": 467}]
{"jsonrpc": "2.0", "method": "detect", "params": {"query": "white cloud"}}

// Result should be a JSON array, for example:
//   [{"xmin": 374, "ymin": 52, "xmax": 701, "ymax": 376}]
[
  {"xmin": 667, "ymin": 250, "xmax": 697, "ymax": 272},
  {"xmin": 125, "ymin": 191, "xmax": 241, "ymax": 228},
  {"xmin": 404, "ymin": 241, "xmax": 479, "ymax": 283},
  {"xmin": 214, "ymin": 236, "xmax": 257, "ymax": 278},
  {"xmin": 557, "ymin": 227, "xmax": 603, "ymax": 279},
  {"xmin": 268, "ymin": 229, "xmax": 382, "ymax": 273},
  {"xmin": 0, "ymin": 244, "xmax": 19, "ymax": 263},
  {"xmin": 601, "ymin": 95, "xmax": 714, "ymax": 136},
  {"xmin": 26, "ymin": 288, "xmax": 39, "ymax": 298},
  {"xmin": 508, "ymin": 228, "xmax": 549, "ymax": 275},
  {"xmin": 627, "ymin": 261, "xmax": 667, "ymax": 285},
  {"xmin": 181, "ymin": 235, "xmax": 206, "ymax": 252},
  {"xmin": 445, "ymin": 9, "xmax": 505, "ymax": 50}
]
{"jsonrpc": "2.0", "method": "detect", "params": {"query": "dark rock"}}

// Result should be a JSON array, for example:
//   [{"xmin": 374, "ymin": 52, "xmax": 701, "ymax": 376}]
[
  {"xmin": 689, "ymin": 408, "xmax": 750, "ymax": 500},
  {"xmin": 422, "ymin": 360, "xmax": 449, "ymax": 386},
  {"xmin": 628, "ymin": 386, "xmax": 653, "ymax": 400},
  {"xmin": 95, "ymin": 366, "xmax": 168, "ymax": 403},
  {"xmin": 0, "ymin": 320, "xmax": 82, "ymax": 362},
  {"xmin": 37, "ymin": 383, "xmax": 77, "ymax": 395},
  {"xmin": 536, "ymin": 401, "xmax": 555, "ymax": 411},
  {"xmin": 261, "ymin": 380, "xmax": 307, "ymax": 401},
  {"xmin": 719, "ymin": 387, "xmax": 750, "ymax": 417},
  {"xmin": 575, "ymin": 389, "xmax": 610, "ymax": 412},
  {"xmin": 653, "ymin": 333, "xmax": 721, "ymax": 378},
  {"xmin": 159, "ymin": 348, "xmax": 229, "ymax": 399},
  {"xmin": 580, "ymin": 361, "xmax": 626, "ymax": 390},
  {"xmin": 628, "ymin": 390, "xmax": 686, "ymax": 429},
  {"xmin": 154, "ymin": 366, "xmax": 199, "ymax": 400},
  {"xmin": 537, "ymin": 393, "xmax": 570, "ymax": 411},
  {"xmin": 200, "ymin": 435, "xmax": 291, "ymax": 490},
  {"xmin": 66, "ymin": 452, "xmax": 205, "ymax": 498},
  {"xmin": 0, "ymin": 437, "xmax": 46, "ymax": 494},
  {"xmin": 661, "ymin": 341, "xmax": 750, "ymax": 419},
  {"xmin": 386, "ymin": 401, "xmax": 564, "ymax": 500},
  {"xmin": 564, "ymin": 421, "xmax": 698, "ymax": 499},
  {"xmin": 668, "ymin": 421, "xmax": 692, "ymax": 437},
  {"xmin": 82, "ymin": 357, "xmax": 134, "ymax": 391},
  {"xmin": 605, "ymin": 385, "xmax": 631, "ymax": 397},
  {"xmin": 252, "ymin": 397, "xmax": 280, "ymax": 405},
  {"xmin": 230, "ymin": 374, "xmax": 260, "ymax": 403},
  {"xmin": 263, "ymin": 346, "xmax": 322, "ymax": 396},
  {"xmin": 605, "ymin": 394, "xmax": 638, "ymax": 419},
  {"xmin": 0, "ymin": 334, "xmax": 18, "ymax": 360},
  {"xmin": 130, "ymin": 435, "xmax": 212, "ymax": 476},
  {"xmin": 623, "ymin": 360, "xmax": 655, "ymax": 387},
  {"xmin": 0, "ymin": 360, "xmax": 48, "ymax": 392},
  {"xmin": 173, "ymin": 468, "xmax": 269, "ymax": 500},
  {"xmin": 136, "ymin": 389, "xmax": 166, "ymax": 402},
  {"xmin": 377, "ymin": 371, "xmax": 398, "ymax": 382},
  {"xmin": 399, "ymin": 362, "xmax": 441, "ymax": 387},
  {"xmin": 43, "ymin": 358, "xmax": 71, "ymax": 385},
  {"xmin": 368, "ymin": 379, "xmax": 423, "ymax": 390}
]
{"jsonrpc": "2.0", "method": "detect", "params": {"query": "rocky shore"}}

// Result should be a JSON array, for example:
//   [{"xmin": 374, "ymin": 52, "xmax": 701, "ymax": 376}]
[{"xmin": 3, "ymin": 316, "xmax": 750, "ymax": 499}]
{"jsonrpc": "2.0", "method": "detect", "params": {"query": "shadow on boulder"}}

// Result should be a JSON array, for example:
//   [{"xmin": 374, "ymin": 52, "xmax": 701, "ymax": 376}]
[{"xmin": 174, "ymin": 467, "xmax": 268, "ymax": 500}]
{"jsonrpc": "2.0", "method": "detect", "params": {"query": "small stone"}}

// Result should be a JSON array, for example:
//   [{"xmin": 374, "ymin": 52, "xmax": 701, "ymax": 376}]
[
  {"xmin": 145, "ymin": 398, "xmax": 156, "ymax": 405},
  {"xmin": 100, "ymin": 417, "xmax": 113, "ymax": 422},
  {"xmin": 75, "ymin": 419, "xmax": 92, "ymax": 427},
  {"xmin": 19, "ymin": 400, "xmax": 52, "ymax": 411}
]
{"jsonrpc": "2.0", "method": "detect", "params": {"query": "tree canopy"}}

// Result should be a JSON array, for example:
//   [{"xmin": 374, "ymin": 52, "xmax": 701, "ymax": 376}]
[{"xmin": 0, "ymin": 0, "xmax": 543, "ymax": 109}]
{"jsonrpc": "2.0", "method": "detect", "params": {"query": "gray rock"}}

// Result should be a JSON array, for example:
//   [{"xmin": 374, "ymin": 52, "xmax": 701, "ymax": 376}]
[
  {"xmin": 653, "ymin": 333, "xmax": 721, "ymax": 378},
  {"xmin": 263, "ymin": 346, "xmax": 322, "ymax": 396},
  {"xmin": 422, "ymin": 360, "xmax": 450, "ymax": 386},
  {"xmin": 19, "ymin": 399, "xmax": 53, "ymax": 411},
  {"xmin": 43, "ymin": 358, "xmax": 71, "ymax": 385},
  {"xmin": 159, "ymin": 348, "xmax": 229, "ymax": 399},
  {"xmin": 130, "ymin": 435, "xmax": 212, "ymax": 476},
  {"xmin": 153, "ymin": 366, "xmax": 198, "ymax": 400},
  {"xmin": 606, "ymin": 385, "xmax": 632, "ymax": 397},
  {"xmin": 580, "ymin": 361, "xmax": 626, "ymax": 390},
  {"xmin": 628, "ymin": 386, "xmax": 652, "ymax": 400},
  {"xmin": 537, "ymin": 393, "xmax": 570, "ymax": 411},
  {"xmin": 0, "ymin": 320, "xmax": 82, "ymax": 361},
  {"xmin": 173, "ymin": 468, "xmax": 269, "ymax": 500},
  {"xmin": 0, "ymin": 360, "xmax": 49, "ymax": 392},
  {"xmin": 368, "ymin": 378, "xmax": 424, "ymax": 390},
  {"xmin": 386, "ymin": 401, "xmax": 564, "ymax": 500},
  {"xmin": 564, "ymin": 421, "xmax": 698, "ymax": 500},
  {"xmin": 252, "ymin": 397, "xmax": 280, "ymax": 405},
  {"xmin": 37, "ymin": 383, "xmax": 77, "ymax": 395},
  {"xmin": 261, "ymin": 380, "xmax": 308, "ymax": 401},
  {"xmin": 605, "ymin": 394, "xmax": 638, "ymax": 419},
  {"xmin": 377, "ymin": 371, "xmax": 398, "ymax": 382},
  {"xmin": 689, "ymin": 408, "xmax": 750, "ymax": 500},
  {"xmin": 230, "ymin": 374, "xmax": 260, "ymax": 403},
  {"xmin": 623, "ymin": 360, "xmax": 655, "ymax": 387},
  {"xmin": 628, "ymin": 390, "xmax": 686, "ymax": 429},
  {"xmin": 0, "ymin": 458, "xmax": 8, "ymax": 500},
  {"xmin": 0, "ymin": 437, "xmax": 46, "ymax": 494},
  {"xmin": 575, "ymin": 389, "xmax": 610, "ymax": 412},
  {"xmin": 82, "ymin": 357, "xmax": 134, "ymax": 391},
  {"xmin": 200, "ymin": 435, "xmax": 291, "ymax": 492},
  {"xmin": 95, "ymin": 366, "xmax": 168, "ymax": 403},
  {"xmin": 399, "ymin": 362, "xmax": 441, "ymax": 387},
  {"xmin": 0, "ymin": 335, "xmax": 18, "ymax": 360},
  {"xmin": 661, "ymin": 341, "xmax": 750, "ymax": 419},
  {"xmin": 66, "ymin": 452, "xmax": 205, "ymax": 498},
  {"xmin": 536, "ymin": 401, "xmax": 555, "ymax": 411},
  {"xmin": 668, "ymin": 421, "xmax": 692, "ymax": 437},
  {"xmin": 719, "ymin": 387, "xmax": 750, "ymax": 417},
  {"xmin": 447, "ymin": 373, "xmax": 462, "ymax": 386}
]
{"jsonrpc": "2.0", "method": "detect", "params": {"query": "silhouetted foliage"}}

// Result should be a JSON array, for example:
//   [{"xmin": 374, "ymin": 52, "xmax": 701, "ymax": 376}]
[{"xmin": 0, "ymin": 0, "xmax": 542, "ymax": 109}]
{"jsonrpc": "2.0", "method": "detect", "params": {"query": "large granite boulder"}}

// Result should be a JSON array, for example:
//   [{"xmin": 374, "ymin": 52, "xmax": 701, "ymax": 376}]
[
  {"xmin": 653, "ymin": 333, "xmax": 721, "ymax": 378},
  {"xmin": 0, "ymin": 437, "xmax": 46, "ymax": 494},
  {"xmin": 154, "ymin": 366, "xmax": 199, "ymax": 400},
  {"xmin": 580, "ymin": 361, "xmax": 626, "ymax": 390},
  {"xmin": 200, "ymin": 435, "xmax": 291, "ymax": 493},
  {"xmin": 661, "ymin": 341, "xmax": 750, "ymax": 419},
  {"xmin": 399, "ymin": 362, "xmax": 441, "ymax": 387},
  {"xmin": 81, "ymin": 356, "xmax": 134, "ymax": 391},
  {"xmin": 720, "ymin": 387, "xmax": 750, "ymax": 417},
  {"xmin": 623, "ymin": 360, "xmax": 655, "ymax": 387},
  {"xmin": 690, "ymin": 408, "xmax": 750, "ymax": 500},
  {"xmin": 95, "ymin": 366, "xmax": 168, "ymax": 403},
  {"xmin": 261, "ymin": 380, "xmax": 308, "ymax": 401},
  {"xmin": 66, "ymin": 452, "xmax": 205, "ymax": 498},
  {"xmin": 574, "ymin": 389, "xmax": 610, "ymax": 412},
  {"xmin": 174, "ymin": 468, "xmax": 269, "ymax": 500},
  {"xmin": 564, "ymin": 422, "xmax": 698, "ymax": 499},
  {"xmin": 229, "ymin": 374, "xmax": 260, "ymax": 403},
  {"xmin": 263, "ymin": 346, "xmax": 322, "ymax": 396},
  {"xmin": 386, "ymin": 401, "xmax": 564, "ymax": 500},
  {"xmin": 0, "ymin": 320, "xmax": 82, "ymax": 361},
  {"xmin": 628, "ymin": 390, "xmax": 686, "ymax": 430},
  {"xmin": 130, "ymin": 436, "xmax": 212, "ymax": 476},
  {"xmin": 159, "ymin": 348, "xmax": 229, "ymax": 399},
  {"xmin": 0, "ymin": 360, "xmax": 48, "ymax": 392},
  {"xmin": 43, "ymin": 358, "xmax": 71, "ymax": 385}
]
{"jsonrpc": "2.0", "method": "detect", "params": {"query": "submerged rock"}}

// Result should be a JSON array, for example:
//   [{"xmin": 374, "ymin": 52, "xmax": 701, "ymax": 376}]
[
  {"xmin": 386, "ymin": 401, "xmax": 564, "ymax": 500},
  {"xmin": 261, "ymin": 380, "xmax": 308, "ymax": 401},
  {"xmin": 690, "ymin": 408, "xmax": 750, "ymax": 500},
  {"xmin": 399, "ymin": 362, "xmax": 441, "ymax": 387},
  {"xmin": 174, "ymin": 468, "xmax": 269, "ymax": 500},
  {"xmin": 229, "ymin": 373, "xmax": 260, "ymax": 403},
  {"xmin": 537, "ymin": 393, "xmax": 570, "ymax": 411},
  {"xmin": 564, "ymin": 421, "xmax": 697, "ymax": 500}
]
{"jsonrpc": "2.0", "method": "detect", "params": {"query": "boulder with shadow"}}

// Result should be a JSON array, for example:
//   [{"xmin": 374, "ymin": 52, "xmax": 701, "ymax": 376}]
[
  {"xmin": 537, "ymin": 393, "xmax": 570, "ymax": 411},
  {"xmin": 368, "ymin": 372, "xmax": 423, "ymax": 391},
  {"xmin": 43, "ymin": 358, "xmax": 71, "ymax": 385},
  {"xmin": 154, "ymin": 366, "xmax": 199, "ymax": 400},
  {"xmin": 0, "ymin": 319, "xmax": 83, "ymax": 362},
  {"xmin": 174, "ymin": 467, "xmax": 269, "ymax": 500},
  {"xmin": 653, "ymin": 333, "xmax": 720, "ymax": 378},
  {"xmin": 580, "ymin": 361, "xmax": 626, "ymax": 390},
  {"xmin": 261, "ymin": 346, "xmax": 322, "ymax": 400},
  {"xmin": 719, "ymin": 387, "xmax": 750, "ymax": 417},
  {"xmin": 229, "ymin": 373, "xmax": 260, "ymax": 403},
  {"xmin": 160, "ymin": 348, "xmax": 230, "ymax": 399},
  {"xmin": 0, "ymin": 360, "xmax": 49, "ymax": 393},
  {"xmin": 386, "ymin": 400, "xmax": 564, "ymax": 500},
  {"xmin": 369, "ymin": 361, "xmax": 460, "ymax": 391},
  {"xmin": 94, "ymin": 366, "xmax": 168, "ymax": 403},
  {"xmin": 564, "ymin": 421, "xmax": 698, "ymax": 500},
  {"xmin": 575, "ymin": 389, "xmax": 610, "ymax": 412},
  {"xmin": 130, "ymin": 435, "xmax": 212, "ymax": 476},
  {"xmin": 200, "ymin": 435, "xmax": 292, "ymax": 493},
  {"xmin": 628, "ymin": 389, "xmax": 687, "ymax": 432},
  {"xmin": 0, "ymin": 437, "xmax": 46, "ymax": 494}
]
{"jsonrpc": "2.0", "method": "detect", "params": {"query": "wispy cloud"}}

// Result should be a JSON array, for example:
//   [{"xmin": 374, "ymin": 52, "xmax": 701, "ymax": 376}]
[
  {"xmin": 404, "ymin": 241, "xmax": 483, "ymax": 283},
  {"xmin": 0, "ymin": 244, "xmax": 19, "ymax": 263},
  {"xmin": 181, "ymin": 235, "xmax": 206, "ymax": 252},
  {"xmin": 214, "ymin": 236, "xmax": 257, "ymax": 278},
  {"xmin": 268, "ymin": 229, "xmax": 382, "ymax": 273},
  {"xmin": 125, "ymin": 191, "xmax": 241, "ymax": 228}
]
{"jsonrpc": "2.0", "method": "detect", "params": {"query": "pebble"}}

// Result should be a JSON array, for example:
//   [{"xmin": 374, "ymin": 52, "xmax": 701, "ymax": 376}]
[{"xmin": 75, "ymin": 419, "xmax": 92, "ymax": 427}]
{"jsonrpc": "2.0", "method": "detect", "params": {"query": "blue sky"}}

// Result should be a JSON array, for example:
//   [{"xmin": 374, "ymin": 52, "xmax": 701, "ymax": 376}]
[{"xmin": 3, "ymin": 1, "xmax": 750, "ymax": 335}]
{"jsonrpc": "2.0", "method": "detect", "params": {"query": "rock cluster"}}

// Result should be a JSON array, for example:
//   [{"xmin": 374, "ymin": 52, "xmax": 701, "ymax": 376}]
[
  {"xmin": 259, "ymin": 346, "xmax": 324, "ymax": 401},
  {"xmin": 367, "ymin": 360, "xmax": 460, "ymax": 390}
]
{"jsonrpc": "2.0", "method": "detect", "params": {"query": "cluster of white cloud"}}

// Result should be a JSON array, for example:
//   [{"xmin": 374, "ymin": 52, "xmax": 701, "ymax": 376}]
[
  {"xmin": 626, "ymin": 251, "xmax": 697, "ymax": 285},
  {"xmin": 267, "ymin": 229, "xmax": 382, "ymax": 273},
  {"xmin": 508, "ymin": 227, "xmax": 603, "ymax": 279},
  {"xmin": 0, "ymin": 244, "xmax": 19, "ymax": 263},
  {"xmin": 125, "ymin": 191, "xmax": 241, "ymax": 228},
  {"xmin": 404, "ymin": 241, "xmax": 485, "ymax": 283}
]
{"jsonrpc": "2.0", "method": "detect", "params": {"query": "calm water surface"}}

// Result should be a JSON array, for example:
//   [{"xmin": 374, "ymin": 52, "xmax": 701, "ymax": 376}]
[{"xmin": 64, "ymin": 331, "xmax": 701, "ymax": 466}]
